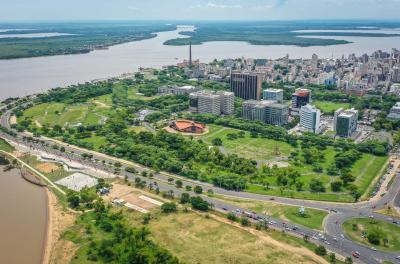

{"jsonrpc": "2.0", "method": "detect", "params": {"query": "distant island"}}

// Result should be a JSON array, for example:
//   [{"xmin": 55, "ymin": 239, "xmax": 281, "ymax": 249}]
[{"xmin": 164, "ymin": 21, "xmax": 400, "ymax": 47}]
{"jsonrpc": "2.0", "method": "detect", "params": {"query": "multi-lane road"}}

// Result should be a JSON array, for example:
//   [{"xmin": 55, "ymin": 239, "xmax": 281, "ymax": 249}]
[{"xmin": 1, "ymin": 107, "xmax": 400, "ymax": 264}]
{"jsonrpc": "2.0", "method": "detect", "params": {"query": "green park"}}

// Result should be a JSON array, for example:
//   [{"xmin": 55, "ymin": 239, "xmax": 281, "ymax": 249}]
[{"xmin": 343, "ymin": 218, "xmax": 400, "ymax": 252}]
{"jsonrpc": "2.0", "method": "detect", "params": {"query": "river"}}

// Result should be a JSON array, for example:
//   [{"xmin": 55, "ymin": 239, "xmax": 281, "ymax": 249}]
[
  {"xmin": 1, "ymin": 25, "xmax": 400, "ymax": 100},
  {"xmin": 0, "ymin": 167, "xmax": 47, "ymax": 264}
]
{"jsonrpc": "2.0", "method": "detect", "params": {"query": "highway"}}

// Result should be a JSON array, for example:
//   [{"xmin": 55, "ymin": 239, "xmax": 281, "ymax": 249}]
[{"xmin": 1, "ymin": 107, "xmax": 400, "ymax": 264}]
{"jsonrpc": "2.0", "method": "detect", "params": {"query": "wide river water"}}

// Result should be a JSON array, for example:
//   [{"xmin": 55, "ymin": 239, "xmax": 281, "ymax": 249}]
[
  {"xmin": 0, "ymin": 167, "xmax": 47, "ymax": 264},
  {"xmin": 1, "ymin": 26, "xmax": 400, "ymax": 99}
]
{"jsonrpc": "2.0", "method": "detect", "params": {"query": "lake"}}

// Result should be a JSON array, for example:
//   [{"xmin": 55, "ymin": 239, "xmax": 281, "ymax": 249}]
[{"xmin": 0, "ymin": 26, "xmax": 400, "ymax": 100}]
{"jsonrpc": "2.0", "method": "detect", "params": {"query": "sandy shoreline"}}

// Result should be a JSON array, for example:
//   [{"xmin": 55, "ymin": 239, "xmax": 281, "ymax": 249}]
[{"xmin": 42, "ymin": 188, "xmax": 54, "ymax": 264}]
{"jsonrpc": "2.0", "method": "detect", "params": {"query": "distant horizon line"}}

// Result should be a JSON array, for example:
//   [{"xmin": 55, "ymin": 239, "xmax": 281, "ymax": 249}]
[{"xmin": 1, "ymin": 18, "xmax": 400, "ymax": 24}]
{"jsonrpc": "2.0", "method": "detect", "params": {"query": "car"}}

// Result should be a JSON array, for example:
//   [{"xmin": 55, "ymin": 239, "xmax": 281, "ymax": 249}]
[
  {"xmin": 340, "ymin": 234, "xmax": 345, "ymax": 239},
  {"xmin": 332, "ymin": 237, "xmax": 337, "ymax": 241},
  {"xmin": 324, "ymin": 241, "xmax": 331, "ymax": 245},
  {"xmin": 222, "ymin": 207, "xmax": 228, "ymax": 211},
  {"xmin": 396, "ymin": 256, "xmax": 400, "ymax": 260},
  {"xmin": 371, "ymin": 247, "xmax": 377, "ymax": 251},
  {"xmin": 369, "ymin": 215, "xmax": 375, "ymax": 219},
  {"xmin": 352, "ymin": 251, "xmax": 360, "ymax": 258},
  {"xmin": 269, "ymin": 198, "xmax": 275, "ymax": 201}
]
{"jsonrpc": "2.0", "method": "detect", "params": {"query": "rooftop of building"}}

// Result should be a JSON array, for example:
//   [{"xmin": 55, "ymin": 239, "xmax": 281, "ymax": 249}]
[
  {"xmin": 293, "ymin": 88, "xmax": 310, "ymax": 97},
  {"xmin": 172, "ymin": 120, "xmax": 205, "ymax": 130},
  {"xmin": 301, "ymin": 104, "xmax": 319, "ymax": 112},
  {"xmin": 264, "ymin": 88, "xmax": 283, "ymax": 93}
]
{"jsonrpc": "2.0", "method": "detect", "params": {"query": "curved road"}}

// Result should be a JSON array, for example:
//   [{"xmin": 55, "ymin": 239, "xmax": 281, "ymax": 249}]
[{"xmin": 1, "ymin": 107, "xmax": 400, "ymax": 264}]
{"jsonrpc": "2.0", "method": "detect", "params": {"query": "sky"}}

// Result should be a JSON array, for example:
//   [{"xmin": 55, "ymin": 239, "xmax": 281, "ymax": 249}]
[{"xmin": 1, "ymin": 0, "xmax": 400, "ymax": 21}]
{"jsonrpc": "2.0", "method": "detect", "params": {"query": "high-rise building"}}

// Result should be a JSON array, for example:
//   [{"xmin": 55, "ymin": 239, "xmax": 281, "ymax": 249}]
[
  {"xmin": 392, "ymin": 67, "xmax": 400, "ymax": 83},
  {"xmin": 189, "ymin": 91, "xmax": 234, "ymax": 116},
  {"xmin": 334, "ymin": 108, "xmax": 358, "ymax": 138},
  {"xmin": 292, "ymin": 88, "xmax": 311, "ymax": 109},
  {"xmin": 230, "ymin": 71, "xmax": 262, "ymax": 100},
  {"xmin": 242, "ymin": 100, "xmax": 288, "ymax": 125},
  {"xmin": 300, "ymin": 104, "xmax": 321, "ymax": 134},
  {"xmin": 263, "ymin": 89, "xmax": 283, "ymax": 103}
]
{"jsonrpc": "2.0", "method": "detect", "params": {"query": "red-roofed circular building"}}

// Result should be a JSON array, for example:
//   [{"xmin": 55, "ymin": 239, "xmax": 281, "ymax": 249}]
[{"xmin": 170, "ymin": 120, "xmax": 206, "ymax": 134}]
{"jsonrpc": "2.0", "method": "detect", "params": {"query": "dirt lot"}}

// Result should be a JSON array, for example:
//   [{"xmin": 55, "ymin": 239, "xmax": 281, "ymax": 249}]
[
  {"xmin": 107, "ymin": 183, "xmax": 162, "ymax": 210},
  {"xmin": 36, "ymin": 162, "xmax": 60, "ymax": 174}
]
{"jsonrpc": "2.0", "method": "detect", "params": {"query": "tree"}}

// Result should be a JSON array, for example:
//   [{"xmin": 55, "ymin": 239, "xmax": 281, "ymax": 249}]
[
  {"xmin": 303, "ymin": 234, "xmax": 309, "ymax": 243},
  {"xmin": 212, "ymin": 137, "xmax": 223, "ymax": 146},
  {"xmin": 190, "ymin": 196, "xmax": 209, "ymax": 211},
  {"xmin": 330, "ymin": 181, "xmax": 343, "ymax": 192},
  {"xmin": 175, "ymin": 179, "xmax": 183, "ymax": 188},
  {"xmin": 295, "ymin": 181, "xmax": 304, "ymax": 191},
  {"xmin": 383, "ymin": 237, "xmax": 389, "ymax": 247},
  {"xmin": 142, "ymin": 213, "xmax": 151, "ymax": 225},
  {"xmin": 67, "ymin": 193, "xmax": 80, "ymax": 208},
  {"xmin": 309, "ymin": 179, "xmax": 326, "ymax": 192},
  {"xmin": 161, "ymin": 202, "xmax": 177, "ymax": 213},
  {"xmin": 367, "ymin": 229, "xmax": 382, "ymax": 245},
  {"xmin": 240, "ymin": 217, "xmax": 250, "ymax": 226},
  {"xmin": 314, "ymin": 245, "xmax": 327, "ymax": 256},
  {"xmin": 348, "ymin": 184, "xmax": 361, "ymax": 202},
  {"xmin": 329, "ymin": 253, "xmax": 336, "ymax": 263},
  {"xmin": 227, "ymin": 212, "xmax": 237, "ymax": 222},
  {"xmin": 194, "ymin": 185, "xmax": 203, "ymax": 194},
  {"xmin": 180, "ymin": 193, "xmax": 190, "ymax": 204}
]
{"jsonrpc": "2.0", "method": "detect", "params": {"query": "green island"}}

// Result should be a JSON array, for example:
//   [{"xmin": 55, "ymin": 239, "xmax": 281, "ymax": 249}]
[
  {"xmin": 343, "ymin": 218, "xmax": 400, "ymax": 252},
  {"xmin": 0, "ymin": 22, "xmax": 175, "ymax": 59}
]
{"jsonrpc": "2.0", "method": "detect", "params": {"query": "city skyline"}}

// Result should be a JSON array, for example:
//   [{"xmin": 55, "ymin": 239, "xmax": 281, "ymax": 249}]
[{"xmin": 1, "ymin": 0, "xmax": 400, "ymax": 22}]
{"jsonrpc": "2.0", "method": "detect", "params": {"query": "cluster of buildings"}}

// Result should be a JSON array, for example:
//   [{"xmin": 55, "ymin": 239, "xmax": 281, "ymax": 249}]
[{"xmin": 175, "ymin": 49, "xmax": 400, "ymax": 97}]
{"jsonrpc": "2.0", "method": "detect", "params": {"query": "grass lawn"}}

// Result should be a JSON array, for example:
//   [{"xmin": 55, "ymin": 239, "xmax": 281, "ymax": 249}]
[
  {"xmin": 79, "ymin": 135, "xmax": 108, "ymax": 150},
  {"xmin": 21, "ymin": 100, "xmax": 115, "ymax": 128},
  {"xmin": 314, "ymin": 101, "xmax": 350, "ymax": 115},
  {"xmin": 145, "ymin": 212, "xmax": 322, "ymax": 264},
  {"xmin": 202, "ymin": 124, "xmax": 294, "ymax": 161},
  {"xmin": 0, "ymin": 139, "xmax": 15, "ymax": 152},
  {"xmin": 343, "ymin": 218, "xmax": 400, "ymax": 252},
  {"xmin": 353, "ymin": 154, "xmax": 388, "ymax": 198},
  {"xmin": 213, "ymin": 195, "xmax": 328, "ymax": 230}
]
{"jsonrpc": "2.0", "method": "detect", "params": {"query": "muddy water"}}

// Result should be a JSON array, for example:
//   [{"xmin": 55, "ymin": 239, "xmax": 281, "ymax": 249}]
[{"xmin": 0, "ymin": 167, "xmax": 47, "ymax": 264}]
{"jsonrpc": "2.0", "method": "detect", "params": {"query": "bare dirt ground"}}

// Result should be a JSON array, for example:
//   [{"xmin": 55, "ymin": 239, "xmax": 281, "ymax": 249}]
[
  {"xmin": 107, "ymin": 183, "xmax": 162, "ymax": 210},
  {"xmin": 45, "ymin": 190, "xmax": 77, "ymax": 264},
  {"xmin": 9, "ymin": 115, "xmax": 17, "ymax": 125},
  {"xmin": 36, "ymin": 163, "xmax": 60, "ymax": 174},
  {"xmin": 11, "ymin": 150, "xmax": 25, "ymax": 158},
  {"xmin": 93, "ymin": 100, "xmax": 111, "ymax": 108}
]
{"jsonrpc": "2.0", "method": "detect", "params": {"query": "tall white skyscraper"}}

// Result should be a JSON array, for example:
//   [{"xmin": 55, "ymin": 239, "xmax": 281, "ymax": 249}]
[{"xmin": 300, "ymin": 104, "xmax": 321, "ymax": 134}]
